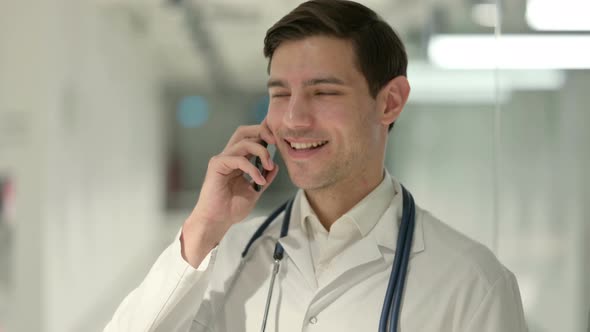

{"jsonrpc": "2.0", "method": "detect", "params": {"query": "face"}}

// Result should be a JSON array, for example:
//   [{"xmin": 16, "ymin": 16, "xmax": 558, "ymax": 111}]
[{"xmin": 265, "ymin": 36, "xmax": 389, "ymax": 191}]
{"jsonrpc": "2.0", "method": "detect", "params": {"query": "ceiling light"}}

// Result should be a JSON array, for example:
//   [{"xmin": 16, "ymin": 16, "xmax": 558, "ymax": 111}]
[
  {"xmin": 428, "ymin": 34, "xmax": 590, "ymax": 69},
  {"xmin": 407, "ymin": 62, "xmax": 564, "ymax": 103},
  {"xmin": 527, "ymin": 0, "xmax": 590, "ymax": 31}
]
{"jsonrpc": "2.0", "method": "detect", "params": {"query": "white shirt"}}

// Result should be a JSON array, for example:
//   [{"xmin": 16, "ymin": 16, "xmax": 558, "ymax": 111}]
[
  {"xmin": 301, "ymin": 173, "xmax": 394, "ymax": 285},
  {"xmin": 105, "ymin": 174, "xmax": 529, "ymax": 332}
]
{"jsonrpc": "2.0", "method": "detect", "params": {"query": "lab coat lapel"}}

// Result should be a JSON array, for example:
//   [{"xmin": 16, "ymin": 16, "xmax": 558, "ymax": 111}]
[
  {"xmin": 310, "ymin": 185, "xmax": 425, "ymax": 309},
  {"xmin": 319, "ymin": 233, "xmax": 386, "ymax": 289},
  {"xmin": 274, "ymin": 190, "xmax": 318, "ymax": 289},
  {"xmin": 278, "ymin": 225, "xmax": 318, "ymax": 289},
  {"xmin": 374, "ymin": 198, "xmax": 425, "ymax": 261}
]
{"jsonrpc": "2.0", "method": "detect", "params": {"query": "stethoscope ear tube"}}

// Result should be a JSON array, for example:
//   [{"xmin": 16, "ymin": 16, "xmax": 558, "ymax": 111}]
[
  {"xmin": 260, "ymin": 259, "xmax": 281, "ymax": 332},
  {"xmin": 242, "ymin": 200, "xmax": 290, "ymax": 259},
  {"xmin": 379, "ymin": 186, "xmax": 416, "ymax": 332},
  {"xmin": 388, "ymin": 189, "xmax": 415, "ymax": 332},
  {"xmin": 273, "ymin": 199, "xmax": 294, "ymax": 260},
  {"xmin": 260, "ymin": 199, "xmax": 294, "ymax": 332}
]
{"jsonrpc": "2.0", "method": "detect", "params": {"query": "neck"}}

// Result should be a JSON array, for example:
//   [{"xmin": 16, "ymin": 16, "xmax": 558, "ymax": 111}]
[{"xmin": 304, "ymin": 166, "xmax": 385, "ymax": 231}]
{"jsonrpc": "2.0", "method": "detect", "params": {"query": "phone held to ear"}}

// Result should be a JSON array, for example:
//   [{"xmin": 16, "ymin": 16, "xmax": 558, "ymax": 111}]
[{"xmin": 253, "ymin": 141, "xmax": 276, "ymax": 192}]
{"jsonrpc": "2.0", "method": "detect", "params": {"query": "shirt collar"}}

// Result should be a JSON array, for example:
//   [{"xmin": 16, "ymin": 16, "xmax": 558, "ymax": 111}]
[
  {"xmin": 298, "ymin": 169, "xmax": 396, "ymax": 237},
  {"xmin": 299, "ymin": 190, "xmax": 321, "ymax": 234},
  {"xmin": 273, "ymin": 172, "xmax": 425, "ymax": 264}
]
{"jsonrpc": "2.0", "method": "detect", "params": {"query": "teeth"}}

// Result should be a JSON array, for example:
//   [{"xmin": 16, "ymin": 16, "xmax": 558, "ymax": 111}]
[{"xmin": 290, "ymin": 141, "xmax": 327, "ymax": 150}]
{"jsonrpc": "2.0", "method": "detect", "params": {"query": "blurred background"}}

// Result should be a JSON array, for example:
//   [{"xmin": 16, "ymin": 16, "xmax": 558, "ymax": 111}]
[{"xmin": 0, "ymin": 0, "xmax": 588, "ymax": 331}]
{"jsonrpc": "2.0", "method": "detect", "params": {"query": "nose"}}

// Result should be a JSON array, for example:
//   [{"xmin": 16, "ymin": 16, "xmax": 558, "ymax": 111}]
[{"xmin": 284, "ymin": 92, "xmax": 312, "ymax": 128}]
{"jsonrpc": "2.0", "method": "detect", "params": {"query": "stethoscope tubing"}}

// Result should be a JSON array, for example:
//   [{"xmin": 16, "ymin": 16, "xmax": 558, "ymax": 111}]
[
  {"xmin": 260, "ymin": 259, "xmax": 280, "ymax": 332},
  {"xmin": 382, "ymin": 187, "xmax": 415, "ymax": 332}
]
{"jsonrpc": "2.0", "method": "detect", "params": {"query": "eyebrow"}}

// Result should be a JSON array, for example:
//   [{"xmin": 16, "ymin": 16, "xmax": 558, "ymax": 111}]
[{"xmin": 267, "ymin": 76, "xmax": 347, "ymax": 88}]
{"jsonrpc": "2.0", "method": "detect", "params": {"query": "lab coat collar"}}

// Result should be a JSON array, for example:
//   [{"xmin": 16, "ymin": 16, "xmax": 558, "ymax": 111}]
[
  {"xmin": 265, "ymin": 175, "xmax": 425, "ymax": 290},
  {"xmin": 277, "ymin": 191, "xmax": 319, "ymax": 289},
  {"xmin": 314, "ymin": 176, "xmax": 425, "ymax": 292},
  {"xmin": 373, "ymin": 176, "xmax": 425, "ymax": 256},
  {"xmin": 298, "ymin": 169, "xmax": 394, "ymax": 237}
]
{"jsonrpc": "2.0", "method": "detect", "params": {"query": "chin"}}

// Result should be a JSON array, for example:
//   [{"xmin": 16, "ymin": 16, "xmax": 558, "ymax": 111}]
[
  {"xmin": 287, "ymin": 174, "xmax": 312, "ymax": 190},
  {"xmin": 286, "ymin": 169, "xmax": 332, "ymax": 191}
]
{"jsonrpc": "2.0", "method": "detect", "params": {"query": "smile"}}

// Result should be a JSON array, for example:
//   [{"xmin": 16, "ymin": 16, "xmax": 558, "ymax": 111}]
[{"xmin": 287, "ymin": 140, "xmax": 329, "ymax": 150}]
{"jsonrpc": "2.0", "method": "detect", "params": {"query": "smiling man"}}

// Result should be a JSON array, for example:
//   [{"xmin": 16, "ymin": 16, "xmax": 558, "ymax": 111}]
[
  {"xmin": 106, "ymin": 1, "xmax": 528, "ymax": 331},
  {"xmin": 266, "ymin": 35, "xmax": 394, "ymax": 221}
]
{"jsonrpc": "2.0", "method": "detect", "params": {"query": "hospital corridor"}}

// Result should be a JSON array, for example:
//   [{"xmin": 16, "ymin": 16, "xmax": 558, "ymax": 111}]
[{"xmin": 0, "ymin": 0, "xmax": 589, "ymax": 331}]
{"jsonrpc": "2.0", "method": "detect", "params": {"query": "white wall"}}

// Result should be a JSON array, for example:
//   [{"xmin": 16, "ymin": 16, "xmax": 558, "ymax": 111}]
[
  {"xmin": 0, "ymin": 1, "xmax": 165, "ymax": 331},
  {"xmin": 555, "ymin": 71, "xmax": 590, "ymax": 332},
  {"xmin": 389, "ymin": 103, "xmax": 497, "ymax": 248}
]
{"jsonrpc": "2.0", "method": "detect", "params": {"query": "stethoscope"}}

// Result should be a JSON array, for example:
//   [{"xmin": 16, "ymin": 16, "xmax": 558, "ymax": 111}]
[{"xmin": 240, "ymin": 185, "xmax": 416, "ymax": 332}]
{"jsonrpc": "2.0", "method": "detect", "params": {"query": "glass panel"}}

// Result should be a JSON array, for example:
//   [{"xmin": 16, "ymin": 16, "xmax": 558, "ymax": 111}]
[
  {"xmin": 0, "ymin": 175, "xmax": 13, "ymax": 330},
  {"xmin": 496, "ymin": 0, "xmax": 590, "ymax": 330},
  {"xmin": 390, "ymin": 0, "xmax": 499, "ymax": 256}
]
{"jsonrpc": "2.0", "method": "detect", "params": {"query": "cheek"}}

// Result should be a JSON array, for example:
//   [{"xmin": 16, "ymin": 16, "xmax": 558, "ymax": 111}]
[
  {"xmin": 321, "ymin": 102, "xmax": 361, "ymax": 129},
  {"xmin": 311, "ymin": 99, "xmax": 347, "ymax": 121}
]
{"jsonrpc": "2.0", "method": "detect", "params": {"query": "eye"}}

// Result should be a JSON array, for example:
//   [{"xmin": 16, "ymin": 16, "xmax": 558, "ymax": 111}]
[
  {"xmin": 271, "ymin": 93, "xmax": 291, "ymax": 98},
  {"xmin": 315, "ymin": 91, "xmax": 341, "ymax": 96}
]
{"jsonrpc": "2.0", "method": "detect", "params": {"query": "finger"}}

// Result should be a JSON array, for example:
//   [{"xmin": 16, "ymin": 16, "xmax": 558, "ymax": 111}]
[
  {"xmin": 259, "ymin": 119, "xmax": 278, "ymax": 169},
  {"xmin": 259, "ymin": 118, "xmax": 277, "ymax": 145},
  {"xmin": 223, "ymin": 140, "xmax": 274, "ymax": 171},
  {"xmin": 209, "ymin": 155, "xmax": 267, "ymax": 185},
  {"xmin": 231, "ymin": 136, "xmax": 264, "ymax": 145},
  {"xmin": 225, "ymin": 125, "xmax": 263, "ymax": 149},
  {"xmin": 250, "ymin": 163, "xmax": 280, "ymax": 193},
  {"xmin": 261, "ymin": 164, "xmax": 279, "ymax": 192}
]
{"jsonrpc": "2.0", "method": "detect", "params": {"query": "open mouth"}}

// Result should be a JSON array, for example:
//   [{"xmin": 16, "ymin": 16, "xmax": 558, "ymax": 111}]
[{"xmin": 285, "ymin": 139, "xmax": 329, "ymax": 151}]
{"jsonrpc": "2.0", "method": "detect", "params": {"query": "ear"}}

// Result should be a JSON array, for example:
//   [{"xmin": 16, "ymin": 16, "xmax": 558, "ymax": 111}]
[{"xmin": 377, "ymin": 76, "xmax": 410, "ymax": 128}]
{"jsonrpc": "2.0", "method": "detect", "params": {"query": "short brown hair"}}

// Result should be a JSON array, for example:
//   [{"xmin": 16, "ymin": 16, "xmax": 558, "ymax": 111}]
[{"xmin": 264, "ymin": 0, "xmax": 407, "ymax": 99}]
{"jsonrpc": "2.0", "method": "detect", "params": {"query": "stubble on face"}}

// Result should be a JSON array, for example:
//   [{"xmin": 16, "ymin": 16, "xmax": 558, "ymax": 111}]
[{"xmin": 287, "ymin": 103, "xmax": 379, "ymax": 195}]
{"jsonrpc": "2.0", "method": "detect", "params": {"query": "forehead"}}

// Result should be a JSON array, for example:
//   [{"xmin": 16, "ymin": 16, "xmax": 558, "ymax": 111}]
[{"xmin": 268, "ymin": 36, "xmax": 363, "ymax": 84}]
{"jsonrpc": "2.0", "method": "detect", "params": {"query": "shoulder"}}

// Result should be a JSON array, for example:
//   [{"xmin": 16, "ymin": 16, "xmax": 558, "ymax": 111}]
[
  {"xmin": 417, "ymin": 207, "xmax": 511, "ymax": 288},
  {"xmin": 417, "ymin": 208, "xmax": 528, "ymax": 330},
  {"xmin": 219, "ymin": 215, "xmax": 274, "ymax": 252},
  {"xmin": 416, "ymin": 207, "xmax": 526, "ymax": 329},
  {"xmin": 205, "ymin": 214, "xmax": 279, "ymax": 283}
]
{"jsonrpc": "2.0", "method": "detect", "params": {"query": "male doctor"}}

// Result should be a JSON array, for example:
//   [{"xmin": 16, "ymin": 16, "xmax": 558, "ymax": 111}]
[{"xmin": 106, "ymin": 0, "xmax": 528, "ymax": 331}]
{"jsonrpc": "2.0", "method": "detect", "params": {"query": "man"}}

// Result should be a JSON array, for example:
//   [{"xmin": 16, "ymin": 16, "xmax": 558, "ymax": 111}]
[{"xmin": 106, "ymin": 1, "xmax": 528, "ymax": 331}]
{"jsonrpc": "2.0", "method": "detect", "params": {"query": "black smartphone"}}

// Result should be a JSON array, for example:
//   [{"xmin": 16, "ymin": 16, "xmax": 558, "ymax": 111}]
[{"xmin": 253, "ymin": 141, "xmax": 276, "ymax": 192}]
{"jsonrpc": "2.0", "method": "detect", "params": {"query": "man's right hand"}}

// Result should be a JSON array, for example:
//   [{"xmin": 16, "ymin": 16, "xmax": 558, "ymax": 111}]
[{"xmin": 180, "ymin": 121, "xmax": 279, "ymax": 268}]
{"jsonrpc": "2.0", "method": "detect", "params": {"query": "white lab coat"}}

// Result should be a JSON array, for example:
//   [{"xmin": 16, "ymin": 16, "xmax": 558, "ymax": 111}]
[{"xmin": 106, "ymin": 177, "xmax": 528, "ymax": 331}]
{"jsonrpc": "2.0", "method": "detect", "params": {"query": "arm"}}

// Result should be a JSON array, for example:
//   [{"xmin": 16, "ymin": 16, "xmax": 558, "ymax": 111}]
[
  {"xmin": 104, "ymin": 232, "xmax": 217, "ymax": 332},
  {"xmin": 105, "ymin": 122, "xmax": 279, "ymax": 332}
]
